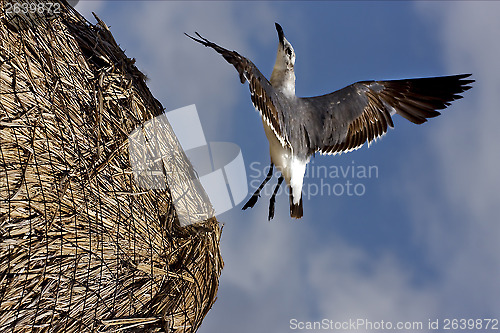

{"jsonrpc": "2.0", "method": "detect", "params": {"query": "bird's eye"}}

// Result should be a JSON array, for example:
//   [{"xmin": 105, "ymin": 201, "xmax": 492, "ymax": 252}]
[{"xmin": 286, "ymin": 48, "xmax": 292, "ymax": 57}]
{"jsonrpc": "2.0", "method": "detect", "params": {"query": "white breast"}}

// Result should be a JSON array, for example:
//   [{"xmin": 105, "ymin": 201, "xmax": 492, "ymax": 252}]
[{"xmin": 261, "ymin": 119, "xmax": 308, "ymax": 204}]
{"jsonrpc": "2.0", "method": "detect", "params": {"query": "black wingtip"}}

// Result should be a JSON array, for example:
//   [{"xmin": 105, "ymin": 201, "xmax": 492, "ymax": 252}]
[
  {"xmin": 184, "ymin": 32, "xmax": 200, "ymax": 43},
  {"xmin": 457, "ymin": 73, "xmax": 475, "ymax": 88},
  {"xmin": 184, "ymin": 32, "xmax": 211, "ymax": 47}
]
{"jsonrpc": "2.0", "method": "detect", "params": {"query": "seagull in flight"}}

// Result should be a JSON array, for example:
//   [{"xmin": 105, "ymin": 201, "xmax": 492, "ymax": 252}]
[{"xmin": 186, "ymin": 23, "xmax": 473, "ymax": 220}]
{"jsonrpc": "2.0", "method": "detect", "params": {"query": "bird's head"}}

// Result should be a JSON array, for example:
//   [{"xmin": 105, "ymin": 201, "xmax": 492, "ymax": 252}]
[{"xmin": 275, "ymin": 23, "xmax": 295, "ymax": 70}]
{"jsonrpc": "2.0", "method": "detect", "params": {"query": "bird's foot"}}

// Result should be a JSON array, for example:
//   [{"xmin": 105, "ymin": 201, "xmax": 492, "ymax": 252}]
[
  {"xmin": 242, "ymin": 194, "xmax": 259, "ymax": 210},
  {"xmin": 268, "ymin": 196, "xmax": 276, "ymax": 220}
]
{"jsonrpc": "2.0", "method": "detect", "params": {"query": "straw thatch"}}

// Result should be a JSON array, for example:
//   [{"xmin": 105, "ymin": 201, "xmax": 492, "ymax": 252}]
[{"xmin": 0, "ymin": 1, "xmax": 223, "ymax": 332}]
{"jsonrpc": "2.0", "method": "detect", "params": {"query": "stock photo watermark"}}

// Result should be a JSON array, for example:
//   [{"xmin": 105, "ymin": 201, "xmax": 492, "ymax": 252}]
[
  {"xmin": 129, "ymin": 103, "xmax": 380, "ymax": 226},
  {"xmin": 248, "ymin": 159, "xmax": 379, "ymax": 200},
  {"xmin": 289, "ymin": 317, "xmax": 499, "ymax": 331},
  {"xmin": 129, "ymin": 104, "xmax": 248, "ymax": 227}
]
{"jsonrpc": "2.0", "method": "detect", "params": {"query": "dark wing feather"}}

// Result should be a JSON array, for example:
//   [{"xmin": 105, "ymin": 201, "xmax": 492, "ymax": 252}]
[
  {"xmin": 301, "ymin": 74, "xmax": 473, "ymax": 155},
  {"xmin": 185, "ymin": 32, "xmax": 289, "ymax": 146}
]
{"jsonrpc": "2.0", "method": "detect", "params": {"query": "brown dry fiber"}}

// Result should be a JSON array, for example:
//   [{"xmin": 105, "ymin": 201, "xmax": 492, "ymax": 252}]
[{"xmin": 0, "ymin": 0, "xmax": 223, "ymax": 332}]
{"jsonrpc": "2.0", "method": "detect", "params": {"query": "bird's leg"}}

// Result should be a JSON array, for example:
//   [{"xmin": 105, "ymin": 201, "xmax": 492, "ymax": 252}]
[
  {"xmin": 242, "ymin": 163, "xmax": 274, "ymax": 210},
  {"xmin": 268, "ymin": 174, "xmax": 284, "ymax": 221}
]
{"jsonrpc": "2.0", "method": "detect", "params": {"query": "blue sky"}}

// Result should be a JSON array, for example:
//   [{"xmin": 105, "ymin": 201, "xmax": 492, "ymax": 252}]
[{"xmin": 76, "ymin": 1, "xmax": 500, "ymax": 331}]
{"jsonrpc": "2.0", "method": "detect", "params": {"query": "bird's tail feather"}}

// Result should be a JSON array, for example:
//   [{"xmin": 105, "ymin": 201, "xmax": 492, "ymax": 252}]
[{"xmin": 289, "ymin": 193, "xmax": 303, "ymax": 219}]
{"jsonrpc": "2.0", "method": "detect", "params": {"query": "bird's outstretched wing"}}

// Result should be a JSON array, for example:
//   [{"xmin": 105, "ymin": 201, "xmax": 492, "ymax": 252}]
[
  {"xmin": 185, "ymin": 32, "xmax": 289, "ymax": 146},
  {"xmin": 300, "ymin": 75, "xmax": 474, "ymax": 155}
]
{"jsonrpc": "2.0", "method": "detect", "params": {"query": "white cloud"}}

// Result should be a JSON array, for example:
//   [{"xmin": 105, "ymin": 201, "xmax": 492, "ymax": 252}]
[
  {"xmin": 307, "ymin": 243, "xmax": 438, "ymax": 330},
  {"xmin": 418, "ymin": 1, "xmax": 500, "ymax": 224},
  {"xmin": 200, "ymin": 201, "xmax": 446, "ymax": 332},
  {"xmin": 408, "ymin": 0, "xmax": 500, "ymax": 315},
  {"xmin": 201, "ymin": 207, "xmax": 440, "ymax": 332},
  {"xmin": 199, "ymin": 206, "xmax": 312, "ymax": 332}
]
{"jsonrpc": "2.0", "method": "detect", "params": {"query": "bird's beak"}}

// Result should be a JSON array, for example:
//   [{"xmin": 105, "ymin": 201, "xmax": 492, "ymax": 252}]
[{"xmin": 275, "ymin": 22, "xmax": 284, "ymax": 46}]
